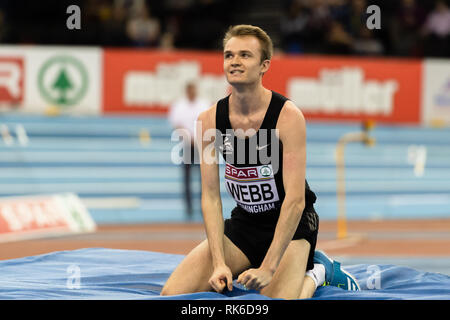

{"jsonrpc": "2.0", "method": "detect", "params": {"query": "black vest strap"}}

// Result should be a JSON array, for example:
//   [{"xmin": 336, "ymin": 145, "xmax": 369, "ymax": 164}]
[
  {"xmin": 260, "ymin": 91, "xmax": 288, "ymax": 131},
  {"xmin": 215, "ymin": 95, "xmax": 230, "ymax": 136},
  {"xmin": 215, "ymin": 91, "xmax": 288, "ymax": 134}
]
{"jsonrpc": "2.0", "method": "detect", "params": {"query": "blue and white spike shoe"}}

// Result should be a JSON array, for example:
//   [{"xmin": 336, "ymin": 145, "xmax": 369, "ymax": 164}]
[{"xmin": 313, "ymin": 250, "xmax": 360, "ymax": 291}]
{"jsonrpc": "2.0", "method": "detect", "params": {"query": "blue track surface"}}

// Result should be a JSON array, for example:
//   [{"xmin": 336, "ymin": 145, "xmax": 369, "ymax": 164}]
[
  {"xmin": 1, "ymin": 113, "xmax": 450, "ymax": 223},
  {"xmin": 0, "ymin": 248, "xmax": 449, "ymax": 300}
]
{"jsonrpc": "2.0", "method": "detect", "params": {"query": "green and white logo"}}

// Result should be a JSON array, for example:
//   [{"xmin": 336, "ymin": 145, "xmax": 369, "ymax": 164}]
[
  {"xmin": 260, "ymin": 165, "xmax": 272, "ymax": 177},
  {"xmin": 38, "ymin": 55, "xmax": 88, "ymax": 107}
]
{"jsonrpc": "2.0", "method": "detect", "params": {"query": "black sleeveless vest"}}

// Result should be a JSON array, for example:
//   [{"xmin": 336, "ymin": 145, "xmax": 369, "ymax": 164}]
[{"xmin": 215, "ymin": 91, "xmax": 316, "ymax": 217}]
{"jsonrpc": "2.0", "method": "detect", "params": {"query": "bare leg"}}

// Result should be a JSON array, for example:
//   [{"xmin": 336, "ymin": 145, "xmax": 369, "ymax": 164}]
[
  {"xmin": 298, "ymin": 275, "xmax": 316, "ymax": 299},
  {"xmin": 161, "ymin": 236, "xmax": 251, "ymax": 295},
  {"xmin": 260, "ymin": 239, "xmax": 314, "ymax": 300}
]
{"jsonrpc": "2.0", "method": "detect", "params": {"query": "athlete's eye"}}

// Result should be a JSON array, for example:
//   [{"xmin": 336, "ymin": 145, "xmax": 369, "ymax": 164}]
[{"xmin": 224, "ymin": 53, "xmax": 232, "ymax": 59}]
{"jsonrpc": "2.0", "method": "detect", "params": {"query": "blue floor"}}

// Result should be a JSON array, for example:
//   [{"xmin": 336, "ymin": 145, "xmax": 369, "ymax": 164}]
[
  {"xmin": 334, "ymin": 256, "xmax": 450, "ymax": 276},
  {"xmin": 0, "ymin": 248, "xmax": 448, "ymax": 300}
]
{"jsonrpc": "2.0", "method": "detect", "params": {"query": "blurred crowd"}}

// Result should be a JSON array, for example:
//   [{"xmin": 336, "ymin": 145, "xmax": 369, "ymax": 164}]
[
  {"xmin": 0, "ymin": 0, "xmax": 449, "ymax": 57},
  {"xmin": 0, "ymin": 0, "xmax": 236, "ymax": 50},
  {"xmin": 280, "ymin": 0, "xmax": 450, "ymax": 57}
]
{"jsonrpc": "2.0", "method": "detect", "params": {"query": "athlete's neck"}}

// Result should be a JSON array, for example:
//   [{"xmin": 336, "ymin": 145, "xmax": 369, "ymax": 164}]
[{"xmin": 229, "ymin": 85, "xmax": 271, "ymax": 116}]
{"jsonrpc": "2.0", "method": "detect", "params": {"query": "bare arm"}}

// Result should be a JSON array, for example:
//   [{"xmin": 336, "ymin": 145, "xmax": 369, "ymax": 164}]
[
  {"xmin": 237, "ymin": 101, "xmax": 307, "ymax": 290},
  {"xmin": 196, "ymin": 105, "xmax": 233, "ymax": 292},
  {"xmin": 261, "ymin": 101, "xmax": 307, "ymax": 272}
]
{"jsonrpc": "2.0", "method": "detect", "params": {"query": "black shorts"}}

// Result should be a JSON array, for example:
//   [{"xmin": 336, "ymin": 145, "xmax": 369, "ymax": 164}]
[{"xmin": 224, "ymin": 205, "xmax": 319, "ymax": 270}]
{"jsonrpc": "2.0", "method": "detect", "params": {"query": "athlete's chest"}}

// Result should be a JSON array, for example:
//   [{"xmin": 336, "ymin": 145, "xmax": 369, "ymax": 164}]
[{"xmin": 228, "ymin": 112, "xmax": 266, "ymax": 138}]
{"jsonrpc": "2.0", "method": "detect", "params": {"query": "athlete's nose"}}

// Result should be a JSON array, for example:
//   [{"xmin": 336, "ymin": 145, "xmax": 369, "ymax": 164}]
[{"xmin": 230, "ymin": 55, "xmax": 241, "ymax": 66}]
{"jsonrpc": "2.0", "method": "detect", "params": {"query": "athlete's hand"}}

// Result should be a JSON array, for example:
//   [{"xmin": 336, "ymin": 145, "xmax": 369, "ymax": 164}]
[
  {"xmin": 237, "ymin": 267, "xmax": 273, "ymax": 291},
  {"xmin": 209, "ymin": 265, "xmax": 233, "ymax": 293}
]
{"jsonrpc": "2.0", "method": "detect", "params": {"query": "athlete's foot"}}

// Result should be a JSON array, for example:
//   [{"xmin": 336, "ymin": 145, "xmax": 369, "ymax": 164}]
[{"xmin": 313, "ymin": 250, "xmax": 360, "ymax": 291}]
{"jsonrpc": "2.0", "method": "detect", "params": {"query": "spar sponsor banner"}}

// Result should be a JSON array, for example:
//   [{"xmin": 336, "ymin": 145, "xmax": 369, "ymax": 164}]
[
  {"xmin": 421, "ymin": 59, "xmax": 450, "ymax": 126},
  {"xmin": 0, "ymin": 56, "xmax": 24, "ymax": 105},
  {"xmin": 103, "ymin": 49, "xmax": 422, "ymax": 124},
  {"xmin": 0, "ymin": 193, "xmax": 96, "ymax": 243},
  {"xmin": 0, "ymin": 46, "xmax": 102, "ymax": 115},
  {"xmin": 265, "ymin": 55, "xmax": 422, "ymax": 124},
  {"xmin": 103, "ymin": 49, "xmax": 229, "ymax": 114}
]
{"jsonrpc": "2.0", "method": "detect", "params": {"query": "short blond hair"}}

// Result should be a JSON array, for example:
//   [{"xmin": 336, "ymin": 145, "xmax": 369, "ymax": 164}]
[{"xmin": 223, "ymin": 24, "xmax": 273, "ymax": 63}]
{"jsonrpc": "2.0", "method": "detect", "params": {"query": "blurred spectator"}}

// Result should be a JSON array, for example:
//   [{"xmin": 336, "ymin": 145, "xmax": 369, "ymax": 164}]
[
  {"xmin": 328, "ymin": 0, "xmax": 352, "ymax": 28},
  {"xmin": 100, "ymin": 1, "xmax": 130, "ymax": 46},
  {"xmin": 325, "ymin": 21, "xmax": 354, "ymax": 54},
  {"xmin": 391, "ymin": 0, "xmax": 427, "ymax": 56},
  {"xmin": 348, "ymin": 0, "xmax": 369, "ymax": 37},
  {"xmin": 306, "ymin": 0, "xmax": 333, "ymax": 52},
  {"xmin": 168, "ymin": 81, "xmax": 209, "ymax": 221},
  {"xmin": 159, "ymin": 31, "xmax": 175, "ymax": 50},
  {"xmin": 421, "ymin": 0, "xmax": 450, "ymax": 57},
  {"xmin": 161, "ymin": 0, "xmax": 195, "ymax": 49},
  {"xmin": 126, "ymin": 1, "xmax": 161, "ymax": 47},
  {"xmin": 352, "ymin": 26, "xmax": 384, "ymax": 55},
  {"xmin": 422, "ymin": 0, "xmax": 450, "ymax": 37},
  {"xmin": 280, "ymin": 0, "xmax": 311, "ymax": 53}
]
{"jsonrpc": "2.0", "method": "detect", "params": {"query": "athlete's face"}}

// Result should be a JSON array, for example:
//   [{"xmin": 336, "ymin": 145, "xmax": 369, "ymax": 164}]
[{"xmin": 223, "ymin": 36, "xmax": 270, "ymax": 86}]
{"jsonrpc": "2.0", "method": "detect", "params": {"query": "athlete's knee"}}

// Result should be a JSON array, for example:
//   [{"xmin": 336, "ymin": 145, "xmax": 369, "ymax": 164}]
[
  {"xmin": 161, "ymin": 281, "xmax": 208, "ymax": 296},
  {"xmin": 160, "ymin": 274, "xmax": 209, "ymax": 296},
  {"xmin": 160, "ymin": 283, "xmax": 171, "ymax": 296},
  {"xmin": 160, "ymin": 282, "xmax": 181, "ymax": 296}
]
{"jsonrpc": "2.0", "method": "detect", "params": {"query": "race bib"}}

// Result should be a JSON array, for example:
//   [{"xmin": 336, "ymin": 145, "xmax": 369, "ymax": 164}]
[{"xmin": 224, "ymin": 163, "xmax": 280, "ymax": 213}]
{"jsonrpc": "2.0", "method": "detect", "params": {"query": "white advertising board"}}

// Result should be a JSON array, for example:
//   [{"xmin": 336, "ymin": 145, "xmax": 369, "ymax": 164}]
[
  {"xmin": 0, "ymin": 193, "xmax": 97, "ymax": 243},
  {"xmin": 0, "ymin": 46, "xmax": 102, "ymax": 115},
  {"xmin": 422, "ymin": 59, "xmax": 450, "ymax": 126}
]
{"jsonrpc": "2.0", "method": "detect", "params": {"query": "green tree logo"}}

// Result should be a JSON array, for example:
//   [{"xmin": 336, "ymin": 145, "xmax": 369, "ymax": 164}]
[
  {"xmin": 52, "ymin": 68, "xmax": 73, "ymax": 104},
  {"xmin": 260, "ymin": 165, "xmax": 272, "ymax": 177},
  {"xmin": 38, "ymin": 55, "xmax": 88, "ymax": 107}
]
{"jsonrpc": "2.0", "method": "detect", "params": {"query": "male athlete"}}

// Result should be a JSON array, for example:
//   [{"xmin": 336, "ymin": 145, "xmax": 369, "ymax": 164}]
[{"xmin": 161, "ymin": 25, "xmax": 359, "ymax": 299}]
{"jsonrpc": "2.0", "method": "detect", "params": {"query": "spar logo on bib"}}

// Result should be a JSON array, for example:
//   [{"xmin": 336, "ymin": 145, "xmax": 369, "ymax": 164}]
[
  {"xmin": 225, "ymin": 163, "xmax": 279, "ymax": 213},
  {"xmin": 260, "ymin": 165, "xmax": 272, "ymax": 177}
]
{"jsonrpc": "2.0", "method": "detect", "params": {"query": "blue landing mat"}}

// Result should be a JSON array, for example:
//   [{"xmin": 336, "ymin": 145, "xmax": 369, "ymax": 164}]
[{"xmin": 0, "ymin": 248, "xmax": 449, "ymax": 300}]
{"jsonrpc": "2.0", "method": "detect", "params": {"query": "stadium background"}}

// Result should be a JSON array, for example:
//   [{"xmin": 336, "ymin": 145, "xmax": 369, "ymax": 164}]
[{"xmin": 0, "ymin": 0, "xmax": 449, "ymax": 279}]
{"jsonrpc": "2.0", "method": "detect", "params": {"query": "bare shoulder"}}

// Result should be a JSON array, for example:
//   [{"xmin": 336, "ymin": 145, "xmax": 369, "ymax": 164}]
[
  {"xmin": 277, "ymin": 100, "xmax": 306, "ymax": 133},
  {"xmin": 197, "ymin": 103, "xmax": 217, "ymax": 131}
]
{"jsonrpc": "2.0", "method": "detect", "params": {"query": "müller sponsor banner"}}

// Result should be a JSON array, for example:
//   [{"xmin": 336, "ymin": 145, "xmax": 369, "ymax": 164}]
[
  {"xmin": 0, "ymin": 193, "xmax": 96, "ymax": 243},
  {"xmin": 265, "ymin": 55, "xmax": 422, "ymax": 124},
  {"xmin": 421, "ymin": 59, "xmax": 450, "ymax": 126},
  {"xmin": 0, "ymin": 46, "xmax": 102, "ymax": 115},
  {"xmin": 103, "ymin": 50, "xmax": 422, "ymax": 124},
  {"xmin": 103, "ymin": 49, "xmax": 229, "ymax": 114}
]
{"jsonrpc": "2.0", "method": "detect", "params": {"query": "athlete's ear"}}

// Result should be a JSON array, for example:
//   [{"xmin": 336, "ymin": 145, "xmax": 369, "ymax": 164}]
[{"xmin": 260, "ymin": 59, "xmax": 270, "ymax": 76}]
